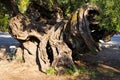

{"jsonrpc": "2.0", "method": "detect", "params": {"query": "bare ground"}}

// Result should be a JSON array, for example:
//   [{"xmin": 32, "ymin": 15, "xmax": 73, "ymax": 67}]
[
  {"xmin": 0, "ymin": 46, "xmax": 120, "ymax": 80},
  {"xmin": 0, "ymin": 60, "xmax": 71, "ymax": 80}
]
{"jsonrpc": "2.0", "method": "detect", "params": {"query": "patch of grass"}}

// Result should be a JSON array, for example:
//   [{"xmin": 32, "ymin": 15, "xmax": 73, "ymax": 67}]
[
  {"xmin": 46, "ymin": 65, "xmax": 101, "ymax": 79},
  {"xmin": 98, "ymin": 68, "xmax": 115, "ymax": 77},
  {"xmin": 90, "ymin": 71, "xmax": 100, "ymax": 78},
  {"xmin": 64, "ymin": 65, "xmax": 77, "ymax": 75},
  {"xmin": 78, "ymin": 66, "xmax": 100, "ymax": 78},
  {"xmin": 64, "ymin": 65, "xmax": 100, "ymax": 78},
  {"xmin": 46, "ymin": 67, "xmax": 57, "ymax": 75},
  {"xmin": 78, "ymin": 66, "xmax": 89, "ymax": 74},
  {"xmin": 64, "ymin": 69, "xmax": 75, "ymax": 75}
]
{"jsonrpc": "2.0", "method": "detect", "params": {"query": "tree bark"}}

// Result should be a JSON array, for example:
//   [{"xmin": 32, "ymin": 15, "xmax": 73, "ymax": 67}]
[
  {"xmin": 9, "ymin": 13, "xmax": 74, "ymax": 72},
  {"xmin": 8, "ymin": 2, "xmax": 101, "ymax": 72}
]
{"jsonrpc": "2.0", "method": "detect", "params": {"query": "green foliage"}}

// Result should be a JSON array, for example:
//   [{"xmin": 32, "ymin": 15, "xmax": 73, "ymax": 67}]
[
  {"xmin": 0, "ymin": 3, "xmax": 9, "ymax": 32},
  {"xmin": 55, "ymin": 0, "xmax": 85, "ymax": 17},
  {"xmin": 1, "ymin": 0, "xmax": 120, "ymax": 33},
  {"xmin": 78, "ymin": 66, "xmax": 100, "ymax": 78},
  {"xmin": 46, "ymin": 67, "xmax": 57, "ymax": 75},
  {"xmin": 90, "ymin": 0, "xmax": 120, "ymax": 32},
  {"xmin": 17, "ymin": 0, "xmax": 30, "ymax": 13},
  {"xmin": 0, "ymin": 16, "xmax": 9, "ymax": 32},
  {"xmin": 98, "ymin": 68, "xmax": 116, "ymax": 77},
  {"xmin": 64, "ymin": 65, "xmax": 100, "ymax": 78},
  {"xmin": 78, "ymin": 66, "xmax": 88, "ymax": 74},
  {"xmin": 45, "ymin": 0, "xmax": 54, "ymax": 11},
  {"xmin": 64, "ymin": 65, "xmax": 77, "ymax": 75},
  {"xmin": 40, "ymin": 0, "xmax": 120, "ymax": 33}
]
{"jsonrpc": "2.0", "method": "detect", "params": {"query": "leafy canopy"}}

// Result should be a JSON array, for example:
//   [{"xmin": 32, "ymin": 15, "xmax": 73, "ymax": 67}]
[
  {"xmin": 0, "ymin": 0, "xmax": 120, "ymax": 32},
  {"xmin": 90, "ymin": 0, "xmax": 120, "ymax": 32}
]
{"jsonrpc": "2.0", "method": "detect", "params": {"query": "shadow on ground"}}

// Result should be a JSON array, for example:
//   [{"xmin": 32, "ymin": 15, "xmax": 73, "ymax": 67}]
[{"xmin": 74, "ymin": 47, "xmax": 120, "ymax": 80}]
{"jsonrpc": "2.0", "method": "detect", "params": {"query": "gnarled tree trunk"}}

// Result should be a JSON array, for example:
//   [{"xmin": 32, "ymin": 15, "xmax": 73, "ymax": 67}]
[
  {"xmin": 8, "ymin": 2, "xmax": 101, "ymax": 72},
  {"xmin": 9, "ymin": 13, "xmax": 74, "ymax": 72},
  {"xmin": 9, "ymin": 5, "xmax": 99, "ymax": 72}
]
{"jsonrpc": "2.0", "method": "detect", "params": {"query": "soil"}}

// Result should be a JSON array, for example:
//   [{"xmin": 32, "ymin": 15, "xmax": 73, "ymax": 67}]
[{"xmin": 0, "ymin": 46, "xmax": 120, "ymax": 80}]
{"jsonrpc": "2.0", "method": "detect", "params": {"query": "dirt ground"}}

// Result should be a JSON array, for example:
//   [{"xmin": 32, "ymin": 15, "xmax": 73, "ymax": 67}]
[
  {"xmin": 0, "ymin": 60, "xmax": 71, "ymax": 80},
  {"xmin": 0, "ymin": 46, "xmax": 120, "ymax": 80},
  {"xmin": 80, "ymin": 47, "xmax": 120, "ymax": 70}
]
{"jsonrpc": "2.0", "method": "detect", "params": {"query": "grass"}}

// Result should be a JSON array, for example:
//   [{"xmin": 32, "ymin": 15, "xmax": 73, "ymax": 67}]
[
  {"xmin": 64, "ymin": 65, "xmax": 77, "ymax": 75},
  {"xmin": 78, "ymin": 66, "xmax": 100, "ymax": 78},
  {"xmin": 97, "ymin": 67, "xmax": 115, "ymax": 77},
  {"xmin": 64, "ymin": 65, "xmax": 100, "ymax": 79},
  {"xmin": 46, "ymin": 67, "xmax": 57, "ymax": 75}
]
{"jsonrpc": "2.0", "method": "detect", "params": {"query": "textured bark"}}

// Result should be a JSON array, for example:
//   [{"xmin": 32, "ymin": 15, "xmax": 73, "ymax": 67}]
[
  {"xmin": 9, "ymin": 3, "xmax": 101, "ymax": 72},
  {"xmin": 64, "ymin": 4, "xmax": 101, "ymax": 55},
  {"xmin": 9, "ymin": 13, "xmax": 73, "ymax": 72}
]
